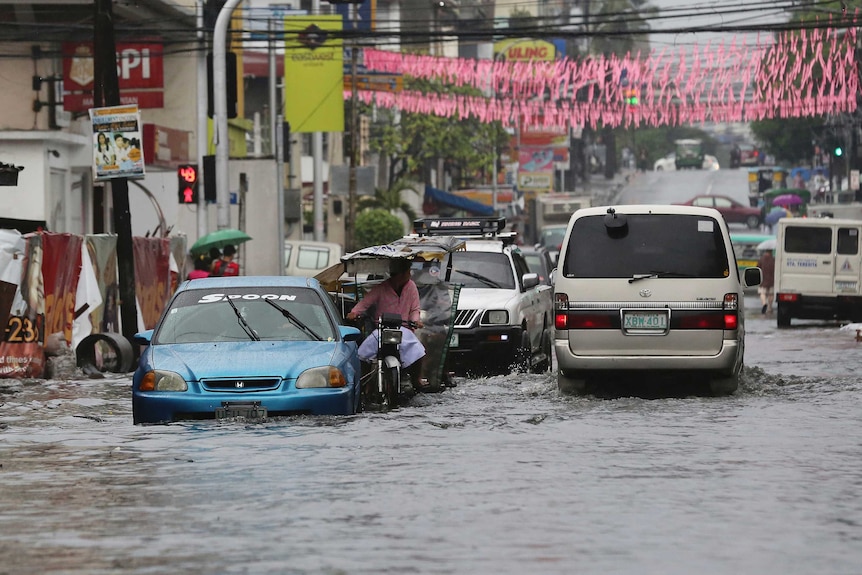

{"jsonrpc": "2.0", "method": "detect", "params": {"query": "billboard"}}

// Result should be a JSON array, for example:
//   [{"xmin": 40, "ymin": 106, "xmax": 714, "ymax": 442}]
[{"xmin": 283, "ymin": 15, "xmax": 344, "ymax": 133}]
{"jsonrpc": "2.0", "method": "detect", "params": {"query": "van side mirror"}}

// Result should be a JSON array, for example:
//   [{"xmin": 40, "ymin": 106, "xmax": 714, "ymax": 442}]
[{"xmin": 744, "ymin": 267, "xmax": 762, "ymax": 288}]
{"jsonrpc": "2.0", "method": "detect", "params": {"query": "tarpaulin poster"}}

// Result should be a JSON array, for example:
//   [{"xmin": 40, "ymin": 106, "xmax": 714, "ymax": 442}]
[
  {"xmin": 133, "ymin": 237, "xmax": 172, "ymax": 329},
  {"xmin": 0, "ymin": 233, "xmax": 81, "ymax": 378},
  {"xmin": 89, "ymin": 104, "xmax": 145, "ymax": 181}
]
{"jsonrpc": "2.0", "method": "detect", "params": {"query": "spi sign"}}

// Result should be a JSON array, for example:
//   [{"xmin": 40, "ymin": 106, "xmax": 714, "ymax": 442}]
[{"xmin": 62, "ymin": 42, "xmax": 165, "ymax": 112}]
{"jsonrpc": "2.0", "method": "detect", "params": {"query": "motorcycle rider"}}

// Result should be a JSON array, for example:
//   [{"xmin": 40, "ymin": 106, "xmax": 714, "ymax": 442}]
[{"xmin": 347, "ymin": 258, "xmax": 428, "ymax": 390}]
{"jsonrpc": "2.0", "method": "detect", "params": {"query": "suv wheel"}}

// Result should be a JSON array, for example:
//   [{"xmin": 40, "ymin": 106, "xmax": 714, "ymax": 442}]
[
  {"xmin": 557, "ymin": 369, "xmax": 587, "ymax": 395},
  {"xmin": 745, "ymin": 214, "xmax": 761, "ymax": 229},
  {"xmin": 514, "ymin": 330, "xmax": 532, "ymax": 373},
  {"xmin": 531, "ymin": 330, "xmax": 553, "ymax": 374}
]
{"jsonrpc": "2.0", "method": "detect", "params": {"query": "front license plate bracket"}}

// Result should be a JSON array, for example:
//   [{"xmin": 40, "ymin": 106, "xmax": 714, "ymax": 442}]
[{"xmin": 216, "ymin": 401, "xmax": 268, "ymax": 420}]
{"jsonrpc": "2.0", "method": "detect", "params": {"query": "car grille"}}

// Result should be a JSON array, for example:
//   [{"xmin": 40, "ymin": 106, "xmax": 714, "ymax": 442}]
[
  {"xmin": 454, "ymin": 309, "xmax": 481, "ymax": 328},
  {"xmin": 202, "ymin": 377, "xmax": 282, "ymax": 391}
]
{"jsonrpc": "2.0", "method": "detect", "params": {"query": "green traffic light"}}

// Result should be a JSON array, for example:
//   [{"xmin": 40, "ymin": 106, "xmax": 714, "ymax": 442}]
[{"xmin": 835, "ymin": 147, "xmax": 844, "ymax": 157}]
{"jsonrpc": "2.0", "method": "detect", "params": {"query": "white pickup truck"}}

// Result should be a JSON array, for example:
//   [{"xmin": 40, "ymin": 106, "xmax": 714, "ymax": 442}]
[{"xmin": 413, "ymin": 218, "xmax": 554, "ymax": 376}]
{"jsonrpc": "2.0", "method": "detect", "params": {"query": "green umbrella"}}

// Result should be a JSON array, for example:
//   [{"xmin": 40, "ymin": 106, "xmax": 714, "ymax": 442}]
[{"xmin": 190, "ymin": 228, "xmax": 252, "ymax": 256}]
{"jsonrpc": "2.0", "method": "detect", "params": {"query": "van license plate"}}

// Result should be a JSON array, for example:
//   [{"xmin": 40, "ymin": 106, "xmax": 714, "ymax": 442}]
[{"xmin": 623, "ymin": 311, "xmax": 668, "ymax": 330}]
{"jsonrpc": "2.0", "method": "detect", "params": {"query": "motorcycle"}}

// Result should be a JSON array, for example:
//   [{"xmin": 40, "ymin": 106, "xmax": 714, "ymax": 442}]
[
  {"xmin": 356, "ymin": 312, "xmax": 424, "ymax": 408},
  {"xmin": 317, "ymin": 231, "xmax": 465, "ymax": 409}
]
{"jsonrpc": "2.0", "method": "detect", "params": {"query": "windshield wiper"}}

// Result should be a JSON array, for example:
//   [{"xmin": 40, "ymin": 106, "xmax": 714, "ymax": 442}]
[
  {"xmin": 264, "ymin": 299, "xmax": 323, "ymax": 341},
  {"xmin": 628, "ymin": 271, "xmax": 696, "ymax": 284},
  {"xmin": 456, "ymin": 269, "xmax": 503, "ymax": 288},
  {"xmin": 225, "ymin": 297, "xmax": 260, "ymax": 341}
]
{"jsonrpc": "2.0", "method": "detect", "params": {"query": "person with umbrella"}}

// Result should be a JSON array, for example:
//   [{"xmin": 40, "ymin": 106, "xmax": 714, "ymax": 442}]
[
  {"xmin": 757, "ymin": 246, "xmax": 775, "ymax": 314},
  {"xmin": 212, "ymin": 244, "xmax": 240, "ymax": 276}
]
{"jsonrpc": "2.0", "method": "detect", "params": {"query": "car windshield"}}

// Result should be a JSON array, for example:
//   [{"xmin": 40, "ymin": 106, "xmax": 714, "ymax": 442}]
[
  {"xmin": 562, "ymin": 214, "xmax": 731, "ymax": 279},
  {"xmin": 154, "ymin": 286, "xmax": 337, "ymax": 344},
  {"xmin": 444, "ymin": 251, "xmax": 516, "ymax": 289}
]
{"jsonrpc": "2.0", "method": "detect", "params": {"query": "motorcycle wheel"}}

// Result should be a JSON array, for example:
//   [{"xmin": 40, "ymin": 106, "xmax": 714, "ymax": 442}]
[{"xmin": 382, "ymin": 366, "xmax": 400, "ymax": 409}]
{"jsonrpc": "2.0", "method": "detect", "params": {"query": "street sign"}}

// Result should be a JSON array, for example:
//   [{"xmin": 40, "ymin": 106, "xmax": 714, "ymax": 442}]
[{"xmin": 344, "ymin": 74, "xmax": 403, "ymax": 93}]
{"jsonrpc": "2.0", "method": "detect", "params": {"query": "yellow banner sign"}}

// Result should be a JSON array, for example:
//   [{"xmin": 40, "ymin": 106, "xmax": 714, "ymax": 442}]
[
  {"xmin": 284, "ymin": 16, "xmax": 344, "ymax": 133},
  {"xmin": 493, "ymin": 39, "xmax": 556, "ymax": 62}
]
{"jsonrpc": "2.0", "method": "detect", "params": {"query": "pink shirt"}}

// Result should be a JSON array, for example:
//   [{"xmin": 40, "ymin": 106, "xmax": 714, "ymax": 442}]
[
  {"xmin": 351, "ymin": 278, "xmax": 421, "ymax": 324},
  {"xmin": 187, "ymin": 270, "xmax": 210, "ymax": 280}
]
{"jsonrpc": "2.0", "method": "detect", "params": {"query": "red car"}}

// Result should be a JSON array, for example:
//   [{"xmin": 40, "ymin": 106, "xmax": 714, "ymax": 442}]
[{"xmin": 677, "ymin": 194, "xmax": 763, "ymax": 229}]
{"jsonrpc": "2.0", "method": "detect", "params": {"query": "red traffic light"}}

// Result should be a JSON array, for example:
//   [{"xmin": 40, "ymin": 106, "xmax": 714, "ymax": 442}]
[
  {"xmin": 177, "ymin": 164, "xmax": 199, "ymax": 204},
  {"xmin": 179, "ymin": 164, "xmax": 198, "ymax": 184}
]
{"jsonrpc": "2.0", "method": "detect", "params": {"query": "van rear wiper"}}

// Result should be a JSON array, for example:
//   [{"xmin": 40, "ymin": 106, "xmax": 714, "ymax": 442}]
[{"xmin": 628, "ymin": 271, "xmax": 696, "ymax": 283}]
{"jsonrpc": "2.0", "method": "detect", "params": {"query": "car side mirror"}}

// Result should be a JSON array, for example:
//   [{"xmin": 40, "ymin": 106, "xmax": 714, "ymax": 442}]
[
  {"xmin": 133, "ymin": 329, "xmax": 153, "ymax": 345},
  {"xmin": 522, "ymin": 273, "xmax": 539, "ymax": 290},
  {"xmin": 339, "ymin": 325, "xmax": 362, "ymax": 342}
]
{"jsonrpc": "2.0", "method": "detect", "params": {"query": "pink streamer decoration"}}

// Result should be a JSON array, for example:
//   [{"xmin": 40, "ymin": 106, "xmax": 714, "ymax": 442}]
[{"xmin": 354, "ymin": 16, "xmax": 858, "ymax": 129}]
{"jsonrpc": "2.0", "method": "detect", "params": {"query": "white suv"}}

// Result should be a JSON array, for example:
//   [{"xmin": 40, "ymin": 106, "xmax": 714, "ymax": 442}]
[
  {"xmin": 414, "ymin": 218, "xmax": 554, "ymax": 376},
  {"xmin": 553, "ymin": 205, "xmax": 762, "ymax": 396}
]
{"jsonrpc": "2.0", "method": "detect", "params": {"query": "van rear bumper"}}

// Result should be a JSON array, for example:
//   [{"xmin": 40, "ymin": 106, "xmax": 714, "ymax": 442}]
[
  {"xmin": 778, "ymin": 294, "xmax": 862, "ymax": 321},
  {"xmin": 554, "ymin": 337, "xmax": 740, "ymax": 373}
]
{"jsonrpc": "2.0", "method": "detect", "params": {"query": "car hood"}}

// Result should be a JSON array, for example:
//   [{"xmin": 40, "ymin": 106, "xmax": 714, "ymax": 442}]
[
  {"xmin": 145, "ymin": 341, "xmax": 342, "ymax": 380},
  {"xmin": 457, "ymin": 288, "xmax": 518, "ymax": 311}
]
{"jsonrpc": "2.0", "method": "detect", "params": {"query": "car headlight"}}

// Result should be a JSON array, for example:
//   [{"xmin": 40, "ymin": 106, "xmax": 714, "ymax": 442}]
[
  {"xmin": 139, "ymin": 370, "xmax": 188, "ymax": 392},
  {"xmin": 483, "ymin": 310, "xmax": 509, "ymax": 325},
  {"xmin": 296, "ymin": 366, "xmax": 347, "ymax": 388}
]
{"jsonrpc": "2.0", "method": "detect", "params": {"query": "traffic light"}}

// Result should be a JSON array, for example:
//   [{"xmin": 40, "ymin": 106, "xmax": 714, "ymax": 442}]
[
  {"xmin": 624, "ymin": 88, "xmax": 639, "ymax": 106},
  {"xmin": 834, "ymin": 146, "xmax": 844, "ymax": 157},
  {"xmin": 177, "ymin": 164, "xmax": 199, "ymax": 204}
]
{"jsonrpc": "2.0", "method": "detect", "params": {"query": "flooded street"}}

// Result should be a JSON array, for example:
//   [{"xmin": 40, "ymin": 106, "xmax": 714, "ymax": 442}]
[{"xmin": 2, "ymin": 296, "xmax": 861, "ymax": 574}]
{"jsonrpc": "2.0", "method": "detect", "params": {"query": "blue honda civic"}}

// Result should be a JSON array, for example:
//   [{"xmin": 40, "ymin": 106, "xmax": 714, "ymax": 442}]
[{"xmin": 132, "ymin": 276, "xmax": 362, "ymax": 424}]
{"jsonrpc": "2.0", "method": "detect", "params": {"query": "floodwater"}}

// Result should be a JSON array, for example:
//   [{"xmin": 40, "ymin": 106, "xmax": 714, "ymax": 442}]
[{"xmin": 1, "ymin": 297, "xmax": 861, "ymax": 575}]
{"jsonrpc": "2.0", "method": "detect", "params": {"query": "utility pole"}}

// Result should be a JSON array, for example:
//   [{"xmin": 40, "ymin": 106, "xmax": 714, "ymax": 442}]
[
  {"xmin": 347, "ymin": 8, "xmax": 359, "ymax": 252},
  {"xmin": 93, "ymin": 0, "xmax": 138, "ymax": 356}
]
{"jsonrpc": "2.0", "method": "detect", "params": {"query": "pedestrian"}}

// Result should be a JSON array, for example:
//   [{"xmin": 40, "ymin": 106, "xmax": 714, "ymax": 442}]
[
  {"xmin": 212, "ymin": 244, "xmax": 240, "ymax": 276},
  {"xmin": 187, "ymin": 255, "xmax": 210, "ymax": 280},
  {"xmin": 757, "ymin": 248, "xmax": 775, "ymax": 314},
  {"xmin": 207, "ymin": 247, "xmax": 222, "ymax": 274}
]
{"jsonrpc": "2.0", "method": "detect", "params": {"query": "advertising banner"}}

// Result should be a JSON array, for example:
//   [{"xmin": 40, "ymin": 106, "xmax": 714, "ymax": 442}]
[
  {"xmin": 133, "ymin": 237, "xmax": 173, "ymax": 330},
  {"xmin": 283, "ymin": 15, "xmax": 344, "ymax": 133},
  {"xmin": 63, "ymin": 41, "xmax": 165, "ymax": 112},
  {"xmin": 89, "ymin": 105, "xmax": 146, "ymax": 181},
  {"xmin": 0, "ymin": 233, "xmax": 82, "ymax": 378}
]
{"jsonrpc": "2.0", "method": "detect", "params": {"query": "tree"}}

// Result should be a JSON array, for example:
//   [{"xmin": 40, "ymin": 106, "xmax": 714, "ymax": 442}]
[
  {"xmin": 750, "ymin": 117, "xmax": 825, "ymax": 166},
  {"xmin": 355, "ymin": 209, "xmax": 405, "ymax": 248},
  {"xmin": 367, "ymin": 78, "xmax": 510, "ymax": 190},
  {"xmin": 357, "ymin": 177, "xmax": 419, "ymax": 224}
]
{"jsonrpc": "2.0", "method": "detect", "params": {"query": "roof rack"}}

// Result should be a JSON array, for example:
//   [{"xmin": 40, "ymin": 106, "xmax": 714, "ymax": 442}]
[{"xmin": 412, "ymin": 217, "xmax": 508, "ymax": 239}]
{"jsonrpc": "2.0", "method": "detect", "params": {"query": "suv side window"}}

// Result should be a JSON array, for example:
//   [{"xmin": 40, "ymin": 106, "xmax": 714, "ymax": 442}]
[{"xmin": 511, "ymin": 251, "xmax": 531, "ymax": 290}]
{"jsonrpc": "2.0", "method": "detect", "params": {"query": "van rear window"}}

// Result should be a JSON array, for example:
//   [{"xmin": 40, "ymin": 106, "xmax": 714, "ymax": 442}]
[
  {"xmin": 784, "ymin": 227, "xmax": 831, "ymax": 254},
  {"xmin": 562, "ymin": 214, "xmax": 730, "ymax": 279}
]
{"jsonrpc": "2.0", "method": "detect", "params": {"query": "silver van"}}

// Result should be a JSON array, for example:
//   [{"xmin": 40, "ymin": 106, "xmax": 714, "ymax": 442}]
[{"xmin": 553, "ymin": 205, "xmax": 762, "ymax": 396}]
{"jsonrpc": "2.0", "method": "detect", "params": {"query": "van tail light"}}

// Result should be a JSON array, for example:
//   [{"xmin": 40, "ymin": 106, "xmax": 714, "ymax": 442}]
[
  {"xmin": 555, "ymin": 293, "xmax": 569, "ymax": 330},
  {"xmin": 778, "ymin": 292, "xmax": 798, "ymax": 302},
  {"xmin": 723, "ymin": 293, "xmax": 739, "ymax": 330}
]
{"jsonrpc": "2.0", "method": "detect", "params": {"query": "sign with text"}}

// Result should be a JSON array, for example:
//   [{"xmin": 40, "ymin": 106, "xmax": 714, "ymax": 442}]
[
  {"xmin": 63, "ymin": 41, "xmax": 165, "ymax": 112},
  {"xmin": 89, "ymin": 105, "xmax": 146, "ymax": 181}
]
